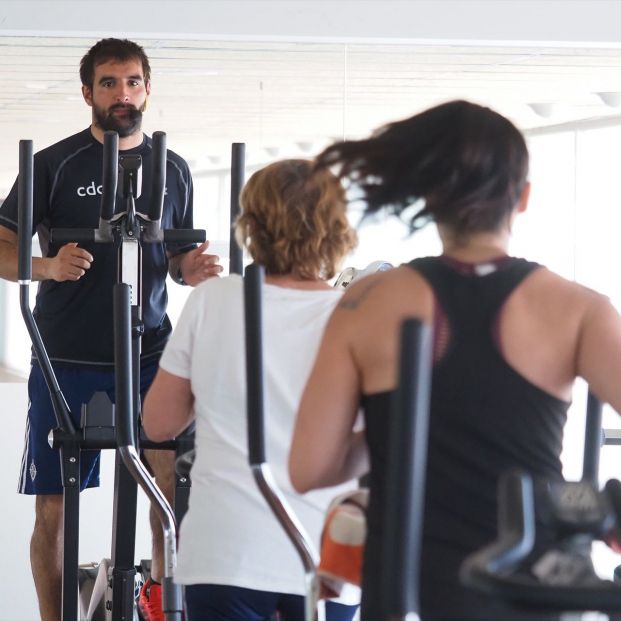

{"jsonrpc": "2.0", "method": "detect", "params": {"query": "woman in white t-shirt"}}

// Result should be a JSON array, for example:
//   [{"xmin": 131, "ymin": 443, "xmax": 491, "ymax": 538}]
[{"xmin": 143, "ymin": 159, "xmax": 359, "ymax": 621}]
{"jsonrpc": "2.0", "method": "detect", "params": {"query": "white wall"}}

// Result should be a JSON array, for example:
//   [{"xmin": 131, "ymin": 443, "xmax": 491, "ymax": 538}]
[
  {"xmin": 2, "ymin": 0, "xmax": 621, "ymax": 45},
  {"xmin": 0, "ymin": 382, "xmax": 151, "ymax": 621},
  {"xmin": 0, "ymin": 384, "xmax": 35, "ymax": 620}
]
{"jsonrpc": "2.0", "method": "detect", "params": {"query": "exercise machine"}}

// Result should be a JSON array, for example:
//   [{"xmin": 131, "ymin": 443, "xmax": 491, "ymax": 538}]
[
  {"xmin": 243, "ymin": 262, "xmax": 326, "ymax": 621},
  {"xmin": 17, "ymin": 130, "xmax": 204, "ymax": 620},
  {"xmin": 380, "ymin": 321, "xmax": 621, "ymax": 620},
  {"xmin": 461, "ymin": 392, "xmax": 621, "ymax": 617},
  {"xmin": 380, "ymin": 318, "xmax": 433, "ymax": 621}
]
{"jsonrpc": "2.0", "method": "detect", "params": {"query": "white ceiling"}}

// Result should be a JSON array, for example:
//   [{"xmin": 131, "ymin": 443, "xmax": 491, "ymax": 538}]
[{"xmin": 2, "ymin": 34, "xmax": 621, "ymax": 193}]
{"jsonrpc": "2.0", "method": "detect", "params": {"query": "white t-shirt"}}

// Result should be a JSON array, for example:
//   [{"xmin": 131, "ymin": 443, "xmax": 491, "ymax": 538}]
[{"xmin": 160, "ymin": 275, "xmax": 354, "ymax": 594}]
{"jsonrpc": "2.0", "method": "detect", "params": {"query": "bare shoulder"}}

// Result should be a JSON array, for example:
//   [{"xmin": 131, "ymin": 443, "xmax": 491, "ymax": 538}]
[
  {"xmin": 331, "ymin": 265, "xmax": 434, "ymax": 360},
  {"xmin": 525, "ymin": 266, "xmax": 608, "ymax": 310},
  {"xmin": 508, "ymin": 266, "xmax": 615, "ymax": 352}
]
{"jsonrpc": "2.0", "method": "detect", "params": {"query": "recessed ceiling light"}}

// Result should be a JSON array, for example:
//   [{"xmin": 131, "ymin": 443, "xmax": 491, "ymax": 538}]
[
  {"xmin": 295, "ymin": 141, "xmax": 313, "ymax": 153},
  {"xmin": 528, "ymin": 103, "xmax": 555, "ymax": 118},
  {"xmin": 597, "ymin": 92, "xmax": 621, "ymax": 107}
]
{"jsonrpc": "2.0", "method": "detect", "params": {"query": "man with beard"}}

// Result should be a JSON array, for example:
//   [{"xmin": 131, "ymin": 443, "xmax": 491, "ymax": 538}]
[{"xmin": 0, "ymin": 39, "xmax": 221, "ymax": 621}]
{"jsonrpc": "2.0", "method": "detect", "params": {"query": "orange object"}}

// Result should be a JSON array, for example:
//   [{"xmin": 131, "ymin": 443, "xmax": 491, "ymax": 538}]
[{"xmin": 318, "ymin": 489, "xmax": 369, "ymax": 598}]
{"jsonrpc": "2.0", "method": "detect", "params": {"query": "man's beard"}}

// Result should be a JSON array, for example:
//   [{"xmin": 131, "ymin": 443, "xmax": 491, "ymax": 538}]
[{"xmin": 93, "ymin": 102, "xmax": 143, "ymax": 138}]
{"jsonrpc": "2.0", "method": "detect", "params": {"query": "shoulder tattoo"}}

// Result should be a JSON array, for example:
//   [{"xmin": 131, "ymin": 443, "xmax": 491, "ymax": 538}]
[{"xmin": 338, "ymin": 280, "xmax": 381, "ymax": 310}]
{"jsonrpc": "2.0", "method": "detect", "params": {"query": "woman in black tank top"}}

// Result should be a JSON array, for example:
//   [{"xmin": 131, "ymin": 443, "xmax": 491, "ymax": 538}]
[{"xmin": 289, "ymin": 100, "xmax": 621, "ymax": 621}]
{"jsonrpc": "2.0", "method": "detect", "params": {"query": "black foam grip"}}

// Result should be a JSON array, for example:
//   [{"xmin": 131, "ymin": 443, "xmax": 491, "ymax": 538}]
[
  {"xmin": 162, "ymin": 229, "xmax": 206, "ymax": 244},
  {"xmin": 496, "ymin": 469, "xmax": 536, "ymax": 568},
  {"xmin": 101, "ymin": 131, "xmax": 119, "ymax": 221},
  {"xmin": 113, "ymin": 284, "xmax": 135, "ymax": 448},
  {"xmin": 50, "ymin": 228, "xmax": 96, "ymax": 244},
  {"xmin": 381, "ymin": 318, "xmax": 432, "ymax": 618},
  {"xmin": 244, "ymin": 263, "xmax": 265, "ymax": 465},
  {"xmin": 605, "ymin": 478, "xmax": 621, "ymax": 547},
  {"xmin": 149, "ymin": 131, "xmax": 167, "ymax": 221},
  {"xmin": 583, "ymin": 391, "xmax": 603, "ymax": 484},
  {"xmin": 17, "ymin": 140, "xmax": 33, "ymax": 281},
  {"xmin": 229, "ymin": 143, "xmax": 245, "ymax": 275}
]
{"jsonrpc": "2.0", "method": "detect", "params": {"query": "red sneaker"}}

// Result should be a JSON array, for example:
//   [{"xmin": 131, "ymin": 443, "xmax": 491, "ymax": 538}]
[{"xmin": 138, "ymin": 578, "xmax": 164, "ymax": 621}]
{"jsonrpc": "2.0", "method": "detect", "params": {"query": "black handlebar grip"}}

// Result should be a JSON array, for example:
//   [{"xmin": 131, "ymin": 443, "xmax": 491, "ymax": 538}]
[
  {"xmin": 162, "ymin": 229, "xmax": 206, "ymax": 244},
  {"xmin": 244, "ymin": 263, "xmax": 266, "ymax": 465},
  {"xmin": 18, "ymin": 140, "xmax": 34, "ymax": 282},
  {"xmin": 101, "ymin": 131, "xmax": 118, "ymax": 221},
  {"xmin": 382, "ymin": 318, "xmax": 432, "ymax": 619},
  {"xmin": 113, "ymin": 284, "xmax": 135, "ymax": 448},
  {"xmin": 149, "ymin": 131, "xmax": 167, "ymax": 222},
  {"xmin": 604, "ymin": 479, "xmax": 621, "ymax": 546},
  {"xmin": 497, "ymin": 470, "xmax": 535, "ymax": 558},
  {"xmin": 50, "ymin": 229, "xmax": 96, "ymax": 245},
  {"xmin": 583, "ymin": 391, "xmax": 603, "ymax": 484},
  {"xmin": 229, "ymin": 143, "xmax": 245, "ymax": 275}
]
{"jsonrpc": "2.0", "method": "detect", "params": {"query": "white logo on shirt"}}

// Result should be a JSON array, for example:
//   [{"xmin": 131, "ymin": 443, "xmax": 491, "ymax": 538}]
[
  {"xmin": 77, "ymin": 182, "xmax": 102, "ymax": 197},
  {"xmin": 76, "ymin": 182, "xmax": 168, "ymax": 197}
]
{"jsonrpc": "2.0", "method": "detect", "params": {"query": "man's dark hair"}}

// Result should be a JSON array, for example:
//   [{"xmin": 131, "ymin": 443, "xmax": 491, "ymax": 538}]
[{"xmin": 80, "ymin": 38, "xmax": 151, "ymax": 89}]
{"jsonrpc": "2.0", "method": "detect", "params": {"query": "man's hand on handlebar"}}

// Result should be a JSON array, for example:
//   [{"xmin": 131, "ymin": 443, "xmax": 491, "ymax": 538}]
[
  {"xmin": 46, "ymin": 243, "xmax": 93, "ymax": 282},
  {"xmin": 178, "ymin": 241, "xmax": 223, "ymax": 286}
]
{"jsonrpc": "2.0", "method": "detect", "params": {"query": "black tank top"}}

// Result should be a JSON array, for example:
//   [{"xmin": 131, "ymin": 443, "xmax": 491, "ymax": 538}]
[{"xmin": 361, "ymin": 256, "xmax": 569, "ymax": 621}]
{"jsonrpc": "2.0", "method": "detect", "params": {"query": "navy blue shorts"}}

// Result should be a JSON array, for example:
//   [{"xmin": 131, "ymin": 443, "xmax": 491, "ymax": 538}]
[
  {"xmin": 184, "ymin": 584, "xmax": 358, "ymax": 621},
  {"xmin": 18, "ymin": 361, "xmax": 159, "ymax": 495}
]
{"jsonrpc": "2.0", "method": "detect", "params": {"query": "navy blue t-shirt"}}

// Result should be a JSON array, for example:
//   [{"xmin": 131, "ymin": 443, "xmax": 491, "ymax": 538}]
[{"xmin": 0, "ymin": 127, "xmax": 195, "ymax": 366}]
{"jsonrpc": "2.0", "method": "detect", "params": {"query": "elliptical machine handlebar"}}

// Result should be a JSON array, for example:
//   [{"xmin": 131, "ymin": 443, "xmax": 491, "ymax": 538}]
[
  {"xmin": 113, "ymin": 284, "xmax": 135, "ymax": 449},
  {"xmin": 50, "ymin": 229, "xmax": 97, "ymax": 244},
  {"xmin": 229, "ymin": 143, "xmax": 245, "ymax": 276},
  {"xmin": 17, "ymin": 140, "xmax": 33, "ymax": 282},
  {"xmin": 162, "ymin": 228, "xmax": 206, "ymax": 244},
  {"xmin": 101, "ymin": 130, "xmax": 119, "ymax": 222},
  {"xmin": 244, "ymin": 263, "xmax": 266, "ymax": 465},
  {"xmin": 113, "ymin": 283, "xmax": 183, "ymax": 620},
  {"xmin": 583, "ymin": 392, "xmax": 603, "ymax": 484},
  {"xmin": 51, "ymin": 226, "xmax": 206, "ymax": 246},
  {"xmin": 243, "ymin": 262, "xmax": 324, "ymax": 621},
  {"xmin": 49, "ymin": 130, "xmax": 206, "ymax": 247},
  {"xmin": 148, "ymin": 130, "xmax": 166, "ymax": 222},
  {"xmin": 17, "ymin": 139, "xmax": 75, "ymax": 436},
  {"xmin": 381, "ymin": 318, "xmax": 432, "ymax": 621},
  {"xmin": 460, "ymin": 465, "xmax": 621, "ymax": 612}
]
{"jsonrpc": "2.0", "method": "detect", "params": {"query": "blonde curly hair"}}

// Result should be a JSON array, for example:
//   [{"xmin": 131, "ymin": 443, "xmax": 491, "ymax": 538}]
[{"xmin": 235, "ymin": 159, "xmax": 357, "ymax": 280}]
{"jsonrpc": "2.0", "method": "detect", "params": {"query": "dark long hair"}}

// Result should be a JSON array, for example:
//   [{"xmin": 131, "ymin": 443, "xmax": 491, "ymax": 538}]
[{"xmin": 315, "ymin": 100, "xmax": 529, "ymax": 237}]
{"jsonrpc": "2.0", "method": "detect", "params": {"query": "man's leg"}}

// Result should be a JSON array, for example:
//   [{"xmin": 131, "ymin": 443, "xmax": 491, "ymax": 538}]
[
  {"xmin": 139, "ymin": 361, "xmax": 175, "ymax": 583},
  {"xmin": 138, "ymin": 447, "xmax": 176, "ymax": 621},
  {"xmin": 22, "ymin": 364, "xmax": 108, "ymax": 621},
  {"xmin": 31, "ymin": 494, "xmax": 63, "ymax": 621},
  {"xmin": 144, "ymin": 448, "xmax": 176, "ymax": 582}
]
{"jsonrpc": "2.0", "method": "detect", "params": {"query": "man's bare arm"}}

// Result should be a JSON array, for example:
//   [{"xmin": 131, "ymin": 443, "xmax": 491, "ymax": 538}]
[
  {"xmin": 167, "ymin": 240, "xmax": 222, "ymax": 286},
  {"xmin": 0, "ymin": 225, "xmax": 93, "ymax": 282}
]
